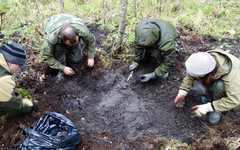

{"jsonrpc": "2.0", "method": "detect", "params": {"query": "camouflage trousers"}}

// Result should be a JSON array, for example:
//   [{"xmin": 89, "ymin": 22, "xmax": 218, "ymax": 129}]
[{"xmin": 53, "ymin": 42, "xmax": 83, "ymax": 65}]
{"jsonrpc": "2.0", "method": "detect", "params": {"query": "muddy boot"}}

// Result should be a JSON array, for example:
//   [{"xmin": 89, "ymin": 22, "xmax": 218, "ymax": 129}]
[
  {"xmin": 209, "ymin": 111, "xmax": 221, "ymax": 125},
  {"xmin": 56, "ymin": 71, "xmax": 64, "ymax": 83}
]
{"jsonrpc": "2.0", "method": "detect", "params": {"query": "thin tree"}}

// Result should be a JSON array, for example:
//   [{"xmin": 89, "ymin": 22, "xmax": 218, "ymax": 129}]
[
  {"xmin": 116, "ymin": 0, "xmax": 128, "ymax": 50},
  {"xmin": 34, "ymin": 0, "xmax": 44, "ymax": 37},
  {"xmin": 60, "ymin": 0, "xmax": 65, "ymax": 13},
  {"xmin": 35, "ymin": 0, "xmax": 44, "ymax": 29},
  {"xmin": 134, "ymin": 0, "xmax": 136, "ymax": 18},
  {"xmin": 103, "ymin": 0, "xmax": 108, "ymax": 24},
  {"xmin": 0, "ymin": 12, "xmax": 5, "ymax": 33}
]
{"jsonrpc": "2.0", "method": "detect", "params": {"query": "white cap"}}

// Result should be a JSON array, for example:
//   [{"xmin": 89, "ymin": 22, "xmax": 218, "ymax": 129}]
[{"xmin": 185, "ymin": 52, "xmax": 216, "ymax": 77}]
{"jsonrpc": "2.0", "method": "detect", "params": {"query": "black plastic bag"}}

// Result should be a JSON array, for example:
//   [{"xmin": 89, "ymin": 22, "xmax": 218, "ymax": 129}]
[{"xmin": 20, "ymin": 112, "xmax": 82, "ymax": 150}]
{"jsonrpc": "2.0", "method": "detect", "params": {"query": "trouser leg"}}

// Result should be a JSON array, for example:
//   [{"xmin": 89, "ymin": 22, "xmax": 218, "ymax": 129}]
[
  {"xmin": 53, "ymin": 42, "xmax": 83, "ymax": 65},
  {"xmin": 208, "ymin": 80, "xmax": 225, "ymax": 125},
  {"xmin": 191, "ymin": 79, "xmax": 226, "ymax": 102},
  {"xmin": 211, "ymin": 80, "xmax": 226, "ymax": 100},
  {"xmin": 67, "ymin": 42, "xmax": 83, "ymax": 64},
  {"xmin": 53, "ymin": 44, "xmax": 67, "ymax": 65},
  {"xmin": 53, "ymin": 44, "xmax": 67, "ymax": 81},
  {"xmin": 191, "ymin": 80, "xmax": 212, "ymax": 103},
  {"xmin": 151, "ymin": 49, "xmax": 168, "ymax": 79},
  {"xmin": 191, "ymin": 79, "xmax": 225, "ymax": 125}
]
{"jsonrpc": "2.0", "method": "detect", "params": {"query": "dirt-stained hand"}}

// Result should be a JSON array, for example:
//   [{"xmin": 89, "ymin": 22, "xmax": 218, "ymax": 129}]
[
  {"xmin": 174, "ymin": 95, "xmax": 185, "ymax": 108},
  {"xmin": 63, "ymin": 66, "xmax": 75, "ymax": 76}
]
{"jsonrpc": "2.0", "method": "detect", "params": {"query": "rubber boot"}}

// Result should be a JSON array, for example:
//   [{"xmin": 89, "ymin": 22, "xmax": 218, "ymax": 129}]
[
  {"xmin": 56, "ymin": 71, "xmax": 64, "ymax": 83},
  {"xmin": 209, "ymin": 111, "xmax": 221, "ymax": 125}
]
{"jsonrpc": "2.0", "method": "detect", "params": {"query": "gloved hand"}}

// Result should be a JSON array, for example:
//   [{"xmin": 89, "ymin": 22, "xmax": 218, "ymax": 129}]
[
  {"xmin": 129, "ymin": 62, "xmax": 139, "ymax": 71},
  {"xmin": 174, "ymin": 95, "xmax": 185, "ymax": 108},
  {"xmin": 139, "ymin": 72, "xmax": 156, "ymax": 82},
  {"xmin": 191, "ymin": 102, "xmax": 214, "ymax": 118}
]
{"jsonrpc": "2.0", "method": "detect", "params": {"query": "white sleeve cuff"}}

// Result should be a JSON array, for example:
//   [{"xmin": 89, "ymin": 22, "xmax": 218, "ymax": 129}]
[{"xmin": 178, "ymin": 89, "xmax": 188, "ymax": 97}]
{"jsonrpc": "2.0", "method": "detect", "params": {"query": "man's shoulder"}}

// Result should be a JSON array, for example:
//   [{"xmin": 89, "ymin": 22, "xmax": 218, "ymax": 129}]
[
  {"xmin": 0, "ymin": 75, "xmax": 15, "ymax": 101},
  {"xmin": 45, "ymin": 14, "xmax": 85, "ymax": 32}
]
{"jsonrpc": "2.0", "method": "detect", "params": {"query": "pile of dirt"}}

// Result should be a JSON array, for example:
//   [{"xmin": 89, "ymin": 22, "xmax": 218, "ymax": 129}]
[{"xmin": 0, "ymin": 25, "xmax": 239, "ymax": 149}]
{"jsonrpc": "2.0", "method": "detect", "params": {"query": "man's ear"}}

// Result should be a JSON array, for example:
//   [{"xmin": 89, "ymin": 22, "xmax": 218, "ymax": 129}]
[
  {"xmin": 7, "ymin": 62, "xmax": 12, "ymax": 68},
  {"xmin": 58, "ymin": 35, "xmax": 61, "ymax": 39}
]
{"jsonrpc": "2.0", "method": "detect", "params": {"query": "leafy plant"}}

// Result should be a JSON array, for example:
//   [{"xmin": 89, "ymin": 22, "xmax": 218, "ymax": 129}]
[{"xmin": 18, "ymin": 88, "xmax": 30, "ymax": 98}]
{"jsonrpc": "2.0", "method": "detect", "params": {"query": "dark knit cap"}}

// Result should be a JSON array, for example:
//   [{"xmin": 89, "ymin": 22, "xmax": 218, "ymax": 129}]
[{"xmin": 0, "ymin": 42, "xmax": 26, "ymax": 65}]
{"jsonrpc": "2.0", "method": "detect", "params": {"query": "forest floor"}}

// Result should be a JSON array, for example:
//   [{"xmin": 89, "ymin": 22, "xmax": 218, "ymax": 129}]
[{"xmin": 0, "ymin": 24, "xmax": 240, "ymax": 150}]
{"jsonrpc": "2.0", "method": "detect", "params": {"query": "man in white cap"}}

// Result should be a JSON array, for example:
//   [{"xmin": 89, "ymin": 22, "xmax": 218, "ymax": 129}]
[
  {"xmin": 0, "ymin": 42, "xmax": 37, "ymax": 115},
  {"xmin": 174, "ymin": 49, "xmax": 240, "ymax": 125}
]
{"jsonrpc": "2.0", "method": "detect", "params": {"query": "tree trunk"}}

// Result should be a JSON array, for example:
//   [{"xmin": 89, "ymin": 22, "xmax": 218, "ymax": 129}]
[
  {"xmin": 60, "ymin": 0, "xmax": 65, "ymax": 13},
  {"xmin": 116, "ymin": 0, "xmax": 128, "ymax": 49},
  {"xmin": 34, "ymin": 0, "xmax": 44, "ymax": 29},
  {"xmin": 0, "ymin": 13, "xmax": 4, "ymax": 33},
  {"xmin": 155, "ymin": 0, "xmax": 161, "ymax": 18},
  {"xmin": 134, "ymin": 0, "xmax": 136, "ymax": 18},
  {"xmin": 103, "ymin": 0, "xmax": 108, "ymax": 24}
]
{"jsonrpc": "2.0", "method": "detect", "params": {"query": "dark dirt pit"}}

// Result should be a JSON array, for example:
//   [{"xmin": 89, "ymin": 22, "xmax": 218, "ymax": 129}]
[{"xmin": 0, "ymin": 24, "xmax": 240, "ymax": 150}]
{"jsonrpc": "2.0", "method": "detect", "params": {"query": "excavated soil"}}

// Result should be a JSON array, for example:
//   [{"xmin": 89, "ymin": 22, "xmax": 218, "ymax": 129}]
[{"xmin": 0, "ymin": 24, "xmax": 240, "ymax": 149}]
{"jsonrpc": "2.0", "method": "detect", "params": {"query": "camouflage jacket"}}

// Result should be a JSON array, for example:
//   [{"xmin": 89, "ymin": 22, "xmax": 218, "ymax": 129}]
[
  {"xmin": 134, "ymin": 19, "xmax": 179, "ymax": 77},
  {"xmin": 180, "ymin": 49, "xmax": 240, "ymax": 112},
  {"xmin": 41, "ymin": 14, "xmax": 96, "ymax": 70}
]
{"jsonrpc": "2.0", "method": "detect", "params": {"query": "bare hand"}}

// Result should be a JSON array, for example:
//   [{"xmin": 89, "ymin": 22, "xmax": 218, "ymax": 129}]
[
  {"xmin": 87, "ymin": 58, "xmax": 94, "ymax": 67},
  {"xmin": 63, "ymin": 66, "xmax": 75, "ymax": 76}
]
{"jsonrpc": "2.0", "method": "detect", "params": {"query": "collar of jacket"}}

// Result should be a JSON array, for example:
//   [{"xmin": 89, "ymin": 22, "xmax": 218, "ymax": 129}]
[
  {"xmin": 0, "ymin": 53, "xmax": 11, "ymax": 73},
  {"xmin": 208, "ymin": 50, "xmax": 232, "ymax": 80}
]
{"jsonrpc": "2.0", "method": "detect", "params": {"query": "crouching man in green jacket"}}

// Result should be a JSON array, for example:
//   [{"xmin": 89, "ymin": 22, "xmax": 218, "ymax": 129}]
[
  {"xmin": 174, "ymin": 49, "xmax": 240, "ymax": 125},
  {"xmin": 129, "ymin": 19, "xmax": 179, "ymax": 82},
  {"xmin": 0, "ymin": 42, "xmax": 37, "ymax": 115},
  {"xmin": 40, "ymin": 14, "xmax": 96, "ymax": 82}
]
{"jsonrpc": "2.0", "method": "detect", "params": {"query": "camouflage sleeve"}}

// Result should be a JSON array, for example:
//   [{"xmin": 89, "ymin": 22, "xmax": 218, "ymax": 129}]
[
  {"xmin": 154, "ymin": 42, "xmax": 176, "ymax": 77},
  {"xmin": 78, "ymin": 28, "xmax": 96, "ymax": 59},
  {"xmin": 41, "ymin": 39, "xmax": 65, "ymax": 70},
  {"xmin": 133, "ymin": 44, "xmax": 144, "ymax": 62}
]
